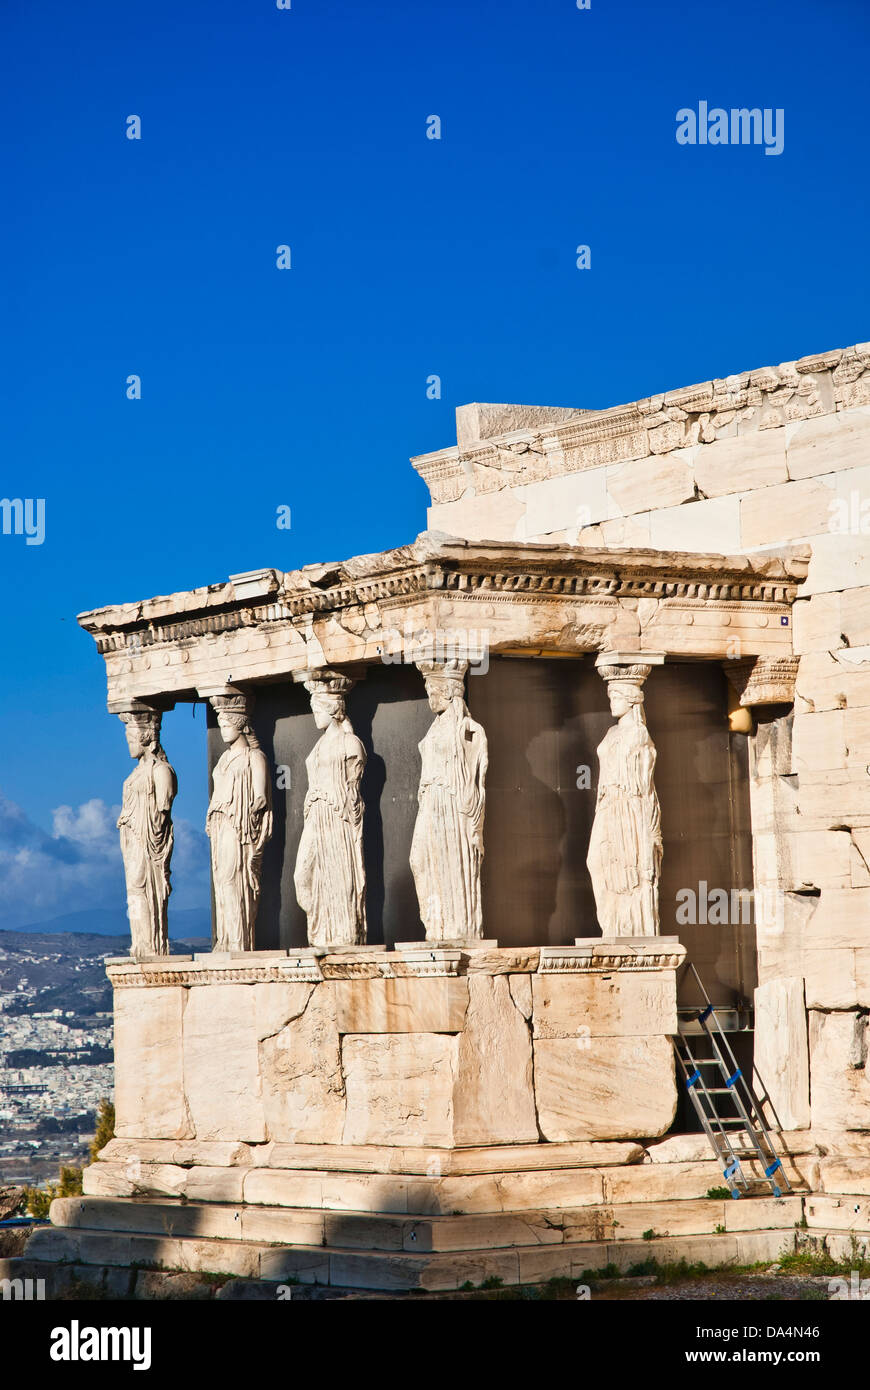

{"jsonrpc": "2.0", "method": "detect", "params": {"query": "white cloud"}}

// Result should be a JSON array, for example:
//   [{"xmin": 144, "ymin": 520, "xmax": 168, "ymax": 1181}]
[
  {"xmin": 52, "ymin": 798, "xmax": 119, "ymax": 849},
  {"xmin": 0, "ymin": 790, "xmax": 210, "ymax": 930}
]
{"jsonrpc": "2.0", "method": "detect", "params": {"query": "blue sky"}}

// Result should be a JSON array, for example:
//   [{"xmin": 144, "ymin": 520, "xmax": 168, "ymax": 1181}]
[{"xmin": 1, "ymin": 0, "xmax": 867, "ymax": 929}]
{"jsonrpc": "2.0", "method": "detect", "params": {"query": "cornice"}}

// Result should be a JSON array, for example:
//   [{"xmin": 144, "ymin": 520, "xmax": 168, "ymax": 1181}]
[{"xmin": 79, "ymin": 535, "xmax": 810, "ymax": 659}]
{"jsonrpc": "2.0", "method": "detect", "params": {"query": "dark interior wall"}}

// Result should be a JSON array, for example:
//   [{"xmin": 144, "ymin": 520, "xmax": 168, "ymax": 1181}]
[
  {"xmin": 643, "ymin": 665, "xmax": 755, "ymax": 1008},
  {"xmin": 465, "ymin": 658, "xmax": 609, "ymax": 948},
  {"xmin": 206, "ymin": 658, "xmax": 755, "ymax": 1003}
]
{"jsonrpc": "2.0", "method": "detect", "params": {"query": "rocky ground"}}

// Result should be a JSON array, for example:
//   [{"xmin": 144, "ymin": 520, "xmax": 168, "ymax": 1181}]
[
  {"xmin": 4, "ymin": 1262, "xmax": 843, "ymax": 1302},
  {"xmin": 261, "ymin": 1271, "xmax": 835, "ymax": 1302}
]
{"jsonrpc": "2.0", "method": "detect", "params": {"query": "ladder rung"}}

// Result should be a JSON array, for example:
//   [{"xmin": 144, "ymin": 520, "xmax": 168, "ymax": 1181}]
[{"xmin": 672, "ymin": 979, "xmax": 791, "ymax": 1200}]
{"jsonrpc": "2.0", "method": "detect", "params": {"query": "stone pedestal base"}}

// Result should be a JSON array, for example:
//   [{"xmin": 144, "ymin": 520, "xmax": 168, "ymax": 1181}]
[{"xmin": 105, "ymin": 941, "xmax": 685, "ymax": 1151}]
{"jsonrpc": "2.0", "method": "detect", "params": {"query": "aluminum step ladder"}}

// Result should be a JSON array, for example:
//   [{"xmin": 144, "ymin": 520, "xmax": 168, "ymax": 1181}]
[{"xmin": 672, "ymin": 964, "xmax": 791, "ymax": 1200}]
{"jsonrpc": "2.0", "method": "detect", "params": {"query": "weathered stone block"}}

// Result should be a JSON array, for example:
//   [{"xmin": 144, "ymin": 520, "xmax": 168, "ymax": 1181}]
[
  {"xmin": 425, "ymin": 1168, "xmax": 607, "ymax": 1214},
  {"xmin": 517, "ymin": 1243, "xmax": 609, "ymax": 1283},
  {"xmin": 855, "ymin": 950, "xmax": 870, "ymax": 1007},
  {"xmin": 242, "ymin": 1168, "xmax": 327, "ymax": 1209},
  {"xmin": 648, "ymin": 495, "xmax": 741, "ymax": 553},
  {"xmin": 789, "ymin": 829, "xmax": 853, "ymax": 888},
  {"xmin": 695, "ymin": 430, "xmax": 788, "ymax": 497},
  {"xmin": 113, "ymin": 987, "xmax": 192, "ymax": 1141},
  {"xmin": 805, "ymin": 1194, "xmax": 870, "ymax": 1231},
  {"xmin": 606, "ymin": 452, "xmax": 695, "ymax": 514},
  {"xmin": 801, "ymin": 533, "xmax": 870, "ymax": 597},
  {"xmin": 97, "ymin": 1138, "xmax": 253, "ymax": 1168},
  {"xmin": 787, "ymin": 410, "xmax": 870, "ymax": 481},
  {"xmin": 82, "ymin": 1160, "xmax": 187, "ymax": 1199},
  {"xmin": 533, "ymin": 1036, "xmax": 677, "ymax": 1141},
  {"xmin": 240, "ymin": 1206, "xmax": 325, "ymax": 1245},
  {"xmin": 259, "ymin": 1248, "xmax": 331, "ymax": 1283},
  {"xmin": 531, "ymin": 970, "xmax": 676, "ymax": 1038},
  {"xmin": 253, "ymin": 981, "xmax": 314, "ymax": 1038},
  {"xmin": 818, "ymin": 1158, "xmax": 870, "ymax": 1194},
  {"xmin": 724, "ymin": 1196, "xmax": 802, "ymax": 1231},
  {"xmin": 794, "ymin": 650, "xmax": 870, "ymax": 713},
  {"xmin": 740, "ymin": 476, "xmax": 835, "ymax": 549},
  {"xmin": 792, "ymin": 595, "xmax": 842, "ymax": 656},
  {"xmin": 183, "ymin": 984, "xmax": 266, "ymax": 1143},
  {"xmin": 428, "ymin": 489, "xmax": 526, "ymax": 544},
  {"xmin": 331, "ymin": 977, "xmax": 468, "ymax": 1033},
  {"xmin": 515, "ymin": 468, "xmax": 609, "ymax": 539},
  {"xmin": 809, "ymin": 1010, "xmax": 870, "ymax": 1130},
  {"xmin": 323, "ymin": 1212, "xmax": 406, "ymax": 1251},
  {"xmin": 183, "ymin": 1166, "xmax": 246, "ymax": 1203},
  {"xmin": 839, "ymin": 587, "xmax": 870, "ymax": 648},
  {"xmin": 453, "ymin": 974, "xmax": 538, "ymax": 1145},
  {"xmin": 508, "ymin": 973, "xmax": 533, "ymax": 1017},
  {"xmin": 803, "ymin": 888, "xmax": 870, "ymax": 950},
  {"xmin": 803, "ymin": 948, "xmax": 859, "ymax": 1010},
  {"xmin": 753, "ymin": 978, "xmax": 810, "ymax": 1130},
  {"xmin": 792, "ymin": 770, "xmax": 870, "ymax": 830},
  {"xmin": 260, "ymin": 987, "xmax": 345, "ymax": 1144},
  {"xmin": 644, "ymin": 1134, "xmax": 719, "ymax": 1164},
  {"xmin": 597, "ymin": 513, "xmax": 653, "ymax": 548},
  {"xmin": 791, "ymin": 710, "xmax": 845, "ymax": 773},
  {"xmin": 342, "ymin": 1034, "xmax": 459, "ymax": 1147}
]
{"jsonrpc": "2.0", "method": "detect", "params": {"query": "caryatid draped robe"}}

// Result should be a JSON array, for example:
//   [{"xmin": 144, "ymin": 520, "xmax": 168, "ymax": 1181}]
[
  {"xmin": 410, "ymin": 699, "xmax": 488, "ymax": 940},
  {"xmin": 586, "ymin": 712, "xmax": 662, "ymax": 937},
  {"xmin": 118, "ymin": 753, "xmax": 177, "ymax": 956},
  {"xmin": 207, "ymin": 741, "xmax": 273, "ymax": 951},
  {"xmin": 294, "ymin": 721, "xmax": 367, "ymax": 947}
]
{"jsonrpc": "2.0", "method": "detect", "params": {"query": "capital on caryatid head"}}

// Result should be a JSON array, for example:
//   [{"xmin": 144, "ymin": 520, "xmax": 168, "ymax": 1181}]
[
  {"xmin": 594, "ymin": 651, "xmax": 665, "ymax": 718},
  {"xmin": 293, "ymin": 667, "xmax": 355, "ymax": 696},
  {"xmin": 112, "ymin": 698, "xmax": 167, "ymax": 759},
  {"xmin": 202, "ymin": 684, "xmax": 252, "ymax": 740},
  {"xmin": 293, "ymin": 667, "xmax": 356, "ymax": 722},
  {"xmin": 416, "ymin": 657, "xmax": 469, "ymax": 714}
]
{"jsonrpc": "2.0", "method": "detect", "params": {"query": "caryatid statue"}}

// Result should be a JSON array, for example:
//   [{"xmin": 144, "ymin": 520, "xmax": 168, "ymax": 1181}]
[
  {"xmin": 587, "ymin": 661, "xmax": 662, "ymax": 938},
  {"xmin": 206, "ymin": 691, "xmax": 273, "ymax": 952},
  {"xmin": 293, "ymin": 670, "xmax": 367, "ymax": 947},
  {"xmin": 410, "ymin": 659, "xmax": 488, "ymax": 940},
  {"xmin": 116, "ymin": 705, "xmax": 177, "ymax": 958}
]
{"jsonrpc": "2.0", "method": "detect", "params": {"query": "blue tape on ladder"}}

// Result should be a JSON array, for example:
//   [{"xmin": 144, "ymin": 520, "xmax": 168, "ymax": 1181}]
[
  {"xmin": 765, "ymin": 1161, "xmax": 782, "ymax": 1177},
  {"xmin": 726, "ymin": 1069, "xmax": 742, "ymax": 1087},
  {"xmin": 685, "ymin": 1070, "xmax": 701, "ymax": 1088},
  {"xmin": 699, "ymin": 1005, "xmax": 714, "ymax": 1022}
]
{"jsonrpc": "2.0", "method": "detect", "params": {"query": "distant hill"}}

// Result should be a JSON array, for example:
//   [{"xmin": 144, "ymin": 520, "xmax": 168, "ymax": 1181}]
[{"xmin": 12, "ymin": 908, "xmax": 213, "ymax": 939}]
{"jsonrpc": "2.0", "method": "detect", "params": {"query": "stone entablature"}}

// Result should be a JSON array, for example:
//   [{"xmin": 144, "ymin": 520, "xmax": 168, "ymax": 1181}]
[{"xmin": 78, "ymin": 536, "xmax": 808, "ymax": 708}]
